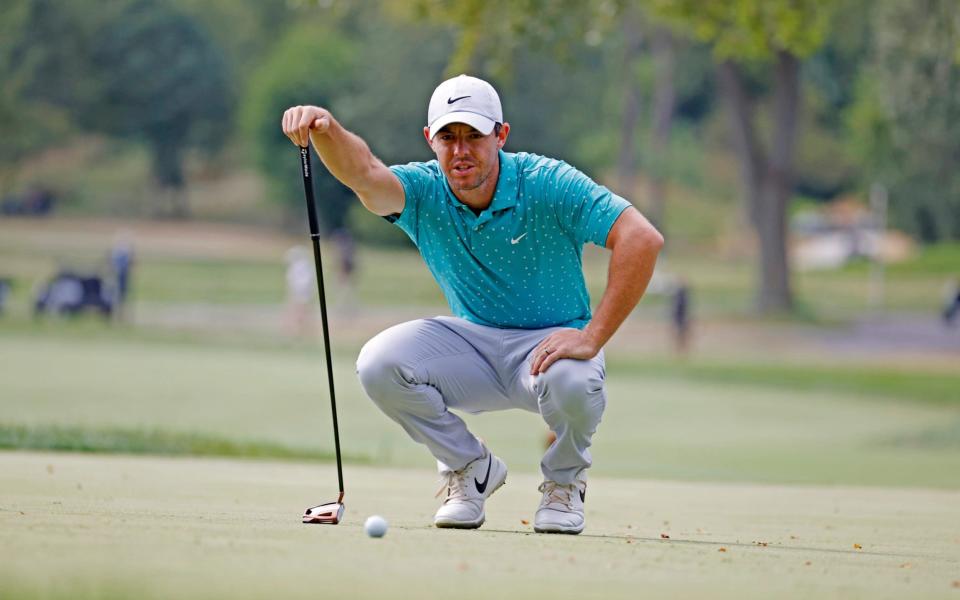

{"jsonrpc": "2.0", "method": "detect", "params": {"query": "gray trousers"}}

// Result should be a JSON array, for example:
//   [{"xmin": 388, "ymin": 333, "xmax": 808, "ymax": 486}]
[{"xmin": 355, "ymin": 316, "xmax": 606, "ymax": 484}]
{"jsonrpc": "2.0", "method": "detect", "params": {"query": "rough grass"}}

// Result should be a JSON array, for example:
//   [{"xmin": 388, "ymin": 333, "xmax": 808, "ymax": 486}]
[
  {"xmin": 0, "ymin": 423, "xmax": 362, "ymax": 462},
  {"xmin": 612, "ymin": 358, "xmax": 960, "ymax": 407}
]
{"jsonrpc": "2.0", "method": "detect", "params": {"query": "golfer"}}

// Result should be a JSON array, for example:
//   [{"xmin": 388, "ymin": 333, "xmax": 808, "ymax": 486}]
[{"xmin": 282, "ymin": 75, "xmax": 663, "ymax": 534}]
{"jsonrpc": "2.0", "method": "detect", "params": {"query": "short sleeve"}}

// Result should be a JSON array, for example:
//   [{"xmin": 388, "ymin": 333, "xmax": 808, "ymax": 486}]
[
  {"xmin": 387, "ymin": 162, "xmax": 437, "ymax": 245},
  {"xmin": 551, "ymin": 164, "xmax": 633, "ymax": 248}
]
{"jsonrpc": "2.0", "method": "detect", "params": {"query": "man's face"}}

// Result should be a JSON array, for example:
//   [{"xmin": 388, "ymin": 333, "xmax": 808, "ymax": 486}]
[{"xmin": 423, "ymin": 122, "xmax": 509, "ymax": 194}]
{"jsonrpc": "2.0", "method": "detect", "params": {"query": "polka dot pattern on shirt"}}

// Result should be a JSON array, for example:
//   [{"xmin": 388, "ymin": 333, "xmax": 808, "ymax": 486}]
[{"xmin": 387, "ymin": 150, "xmax": 632, "ymax": 330}]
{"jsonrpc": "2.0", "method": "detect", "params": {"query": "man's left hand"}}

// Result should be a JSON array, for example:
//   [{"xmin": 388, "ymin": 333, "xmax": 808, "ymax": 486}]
[{"xmin": 530, "ymin": 328, "xmax": 601, "ymax": 375}]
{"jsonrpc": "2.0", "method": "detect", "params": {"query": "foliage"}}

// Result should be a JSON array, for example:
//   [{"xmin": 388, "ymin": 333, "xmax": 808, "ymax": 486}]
[
  {"xmin": 410, "ymin": 0, "xmax": 622, "ymax": 75},
  {"xmin": 87, "ymin": 0, "xmax": 233, "ymax": 191},
  {"xmin": 173, "ymin": 0, "xmax": 293, "ymax": 90},
  {"xmin": 0, "ymin": 0, "xmax": 83, "ymax": 176},
  {"xmin": 857, "ymin": 0, "xmax": 960, "ymax": 241},
  {"xmin": 3, "ymin": 0, "xmax": 960, "ymax": 250},
  {"xmin": 241, "ymin": 21, "xmax": 359, "ymax": 234},
  {"xmin": 2, "ymin": 0, "xmax": 233, "ymax": 211},
  {"xmin": 649, "ymin": 0, "xmax": 834, "ymax": 60}
]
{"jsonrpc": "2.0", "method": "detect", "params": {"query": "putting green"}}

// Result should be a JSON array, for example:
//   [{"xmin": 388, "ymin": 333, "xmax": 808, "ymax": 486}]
[{"xmin": 2, "ymin": 451, "xmax": 958, "ymax": 599}]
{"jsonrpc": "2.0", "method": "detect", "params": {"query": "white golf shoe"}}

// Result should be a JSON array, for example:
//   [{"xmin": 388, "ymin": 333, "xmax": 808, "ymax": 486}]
[
  {"xmin": 434, "ymin": 449, "xmax": 507, "ymax": 529},
  {"xmin": 534, "ymin": 470, "xmax": 587, "ymax": 534}
]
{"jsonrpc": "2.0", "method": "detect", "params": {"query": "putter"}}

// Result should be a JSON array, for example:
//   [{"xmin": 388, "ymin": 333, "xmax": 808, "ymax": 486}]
[{"xmin": 298, "ymin": 145, "xmax": 346, "ymax": 525}]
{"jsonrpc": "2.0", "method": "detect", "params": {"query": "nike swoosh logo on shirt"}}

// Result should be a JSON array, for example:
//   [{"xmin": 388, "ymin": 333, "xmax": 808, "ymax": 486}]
[
  {"xmin": 510, "ymin": 232, "xmax": 528, "ymax": 244},
  {"xmin": 579, "ymin": 488, "xmax": 586, "ymax": 503},
  {"xmin": 447, "ymin": 95, "xmax": 471, "ymax": 104},
  {"xmin": 475, "ymin": 455, "xmax": 492, "ymax": 494}
]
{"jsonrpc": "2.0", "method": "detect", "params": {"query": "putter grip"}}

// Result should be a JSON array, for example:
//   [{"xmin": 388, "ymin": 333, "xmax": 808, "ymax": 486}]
[{"xmin": 300, "ymin": 146, "xmax": 321, "ymax": 239}]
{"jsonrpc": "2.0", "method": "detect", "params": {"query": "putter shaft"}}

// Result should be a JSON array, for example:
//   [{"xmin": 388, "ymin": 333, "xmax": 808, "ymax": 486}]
[{"xmin": 299, "ymin": 146, "xmax": 345, "ymax": 516}]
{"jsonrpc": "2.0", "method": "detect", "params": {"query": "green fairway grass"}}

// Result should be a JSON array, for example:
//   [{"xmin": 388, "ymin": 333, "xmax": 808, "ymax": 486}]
[
  {"xmin": 2, "ymin": 452, "xmax": 958, "ymax": 600},
  {"xmin": 2, "ymin": 331, "xmax": 959, "ymax": 489}
]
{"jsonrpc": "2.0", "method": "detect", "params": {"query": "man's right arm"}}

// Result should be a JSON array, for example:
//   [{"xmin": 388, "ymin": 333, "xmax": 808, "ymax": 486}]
[{"xmin": 281, "ymin": 105, "xmax": 404, "ymax": 217}]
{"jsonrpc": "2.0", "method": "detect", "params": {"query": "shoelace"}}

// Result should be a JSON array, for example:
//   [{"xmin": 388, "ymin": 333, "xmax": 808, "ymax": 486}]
[
  {"xmin": 435, "ymin": 471, "xmax": 468, "ymax": 504},
  {"xmin": 538, "ymin": 481, "xmax": 576, "ymax": 510}
]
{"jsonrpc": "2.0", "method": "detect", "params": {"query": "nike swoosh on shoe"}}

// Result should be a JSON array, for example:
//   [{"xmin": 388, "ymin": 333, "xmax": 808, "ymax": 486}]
[{"xmin": 474, "ymin": 454, "xmax": 492, "ymax": 494}]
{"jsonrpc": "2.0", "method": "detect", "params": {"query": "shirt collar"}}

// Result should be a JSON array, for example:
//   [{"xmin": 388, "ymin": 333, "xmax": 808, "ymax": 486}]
[
  {"xmin": 443, "ymin": 150, "xmax": 518, "ymax": 216},
  {"xmin": 487, "ymin": 150, "xmax": 518, "ymax": 213}
]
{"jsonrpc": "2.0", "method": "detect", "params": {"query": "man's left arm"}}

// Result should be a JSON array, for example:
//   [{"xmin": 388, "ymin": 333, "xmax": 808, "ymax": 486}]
[{"xmin": 531, "ymin": 207, "xmax": 663, "ymax": 374}]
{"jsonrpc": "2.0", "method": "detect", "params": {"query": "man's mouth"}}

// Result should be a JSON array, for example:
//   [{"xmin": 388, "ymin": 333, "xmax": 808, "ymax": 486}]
[{"xmin": 452, "ymin": 163, "xmax": 474, "ymax": 175}]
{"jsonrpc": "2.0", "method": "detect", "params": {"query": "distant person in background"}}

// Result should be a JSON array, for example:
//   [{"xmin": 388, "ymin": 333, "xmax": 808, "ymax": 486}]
[
  {"xmin": 110, "ymin": 232, "xmax": 135, "ymax": 320},
  {"xmin": 331, "ymin": 227, "xmax": 357, "ymax": 314},
  {"xmin": 0, "ymin": 278, "xmax": 11, "ymax": 316},
  {"xmin": 671, "ymin": 277, "xmax": 691, "ymax": 356},
  {"xmin": 284, "ymin": 245, "xmax": 316, "ymax": 336},
  {"xmin": 943, "ymin": 277, "xmax": 960, "ymax": 327}
]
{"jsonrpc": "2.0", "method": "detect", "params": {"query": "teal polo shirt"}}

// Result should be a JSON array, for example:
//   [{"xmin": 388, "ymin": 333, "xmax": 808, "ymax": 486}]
[{"xmin": 387, "ymin": 150, "xmax": 632, "ymax": 330}]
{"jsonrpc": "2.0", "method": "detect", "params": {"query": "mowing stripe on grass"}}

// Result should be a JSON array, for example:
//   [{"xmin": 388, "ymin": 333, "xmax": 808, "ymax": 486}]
[
  {"xmin": 608, "ymin": 358, "xmax": 960, "ymax": 407},
  {"xmin": 0, "ymin": 423, "xmax": 371, "ymax": 463}
]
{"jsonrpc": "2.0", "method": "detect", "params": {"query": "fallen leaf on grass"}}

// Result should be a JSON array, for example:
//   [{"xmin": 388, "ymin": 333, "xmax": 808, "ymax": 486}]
[
  {"xmin": 520, "ymin": 519, "xmax": 529, "ymax": 525},
  {"xmin": 899, "ymin": 563, "xmax": 912, "ymax": 569},
  {"xmin": 753, "ymin": 541, "xmax": 768, "ymax": 547},
  {"xmin": 718, "ymin": 547, "xmax": 727, "ymax": 553},
  {"xmin": 660, "ymin": 533, "xmax": 670, "ymax": 539},
  {"xmin": 804, "ymin": 561, "xmax": 812, "ymax": 566},
  {"xmin": 951, "ymin": 581, "xmax": 959, "ymax": 589},
  {"xmin": 853, "ymin": 543, "xmax": 862, "ymax": 550}
]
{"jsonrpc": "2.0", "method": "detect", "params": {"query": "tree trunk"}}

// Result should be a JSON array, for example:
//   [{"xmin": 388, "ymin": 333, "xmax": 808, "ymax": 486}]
[
  {"xmin": 717, "ymin": 55, "xmax": 798, "ymax": 313},
  {"xmin": 646, "ymin": 28, "xmax": 676, "ymax": 232},
  {"xmin": 150, "ymin": 135, "xmax": 190, "ymax": 219},
  {"xmin": 616, "ymin": 10, "xmax": 643, "ymax": 196},
  {"xmin": 761, "ymin": 51, "xmax": 799, "ymax": 312}
]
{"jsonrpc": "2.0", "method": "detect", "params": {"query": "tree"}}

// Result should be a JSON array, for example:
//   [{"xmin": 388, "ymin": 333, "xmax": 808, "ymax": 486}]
[
  {"xmin": 3, "ymin": 0, "xmax": 233, "ymax": 217},
  {"xmin": 241, "ymin": 21, "xmax": 359, "ymax": 233},
  {"xmin": 412, "ymin": 0, "xmax": 680, "ymax": 216},
  {"xmin": 850, "ymin": 0, "xmax": 960, "ymax": 241},
  {"xmin": 0, "ymin": 0, "xmax": 90, "ymax": 187},
  {"xmin": 650, "ymin": 0, "xmax": 834, "ymax": 313}
]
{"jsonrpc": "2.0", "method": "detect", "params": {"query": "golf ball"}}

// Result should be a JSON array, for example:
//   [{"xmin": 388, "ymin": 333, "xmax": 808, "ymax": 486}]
[{"xmin": 364, "ymin": 515, "xmax": 388, "ymax": 538}]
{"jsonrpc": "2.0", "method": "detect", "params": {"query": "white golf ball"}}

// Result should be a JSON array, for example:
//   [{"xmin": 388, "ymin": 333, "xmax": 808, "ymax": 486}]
[{"xmin": 364, "ymin": 515, "xmax": 388, "ymax": 538}]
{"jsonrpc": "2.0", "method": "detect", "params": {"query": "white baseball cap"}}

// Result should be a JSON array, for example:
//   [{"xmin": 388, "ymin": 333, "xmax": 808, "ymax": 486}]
[{"xmin": 427, "ymin": 74, "xmax": 503, "ymax": 140}]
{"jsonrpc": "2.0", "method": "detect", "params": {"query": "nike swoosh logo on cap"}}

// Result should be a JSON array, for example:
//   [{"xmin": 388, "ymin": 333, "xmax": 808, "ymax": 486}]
[
  {"xmin": 447, "ymin": 95, "xmax": 471, "ymax": 104},
  {"xmin": 474, "ymin": 454, "xmax": 492, "ymax": 494}
]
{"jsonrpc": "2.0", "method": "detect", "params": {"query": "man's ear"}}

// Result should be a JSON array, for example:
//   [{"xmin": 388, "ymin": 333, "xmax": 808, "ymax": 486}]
[
  {"xmin": 496, "ymin": 122, "xmax": 510, "ymax": 149},
  {"xmin": 422, "ymin": 126, "xmax": 432, "ymax": 147}
]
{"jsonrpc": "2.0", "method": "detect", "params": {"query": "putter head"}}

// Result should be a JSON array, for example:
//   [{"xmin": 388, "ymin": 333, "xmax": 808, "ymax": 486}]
[{"xmin": 302, "ymin": 500, "xmax": 345, "ymax": 525}]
